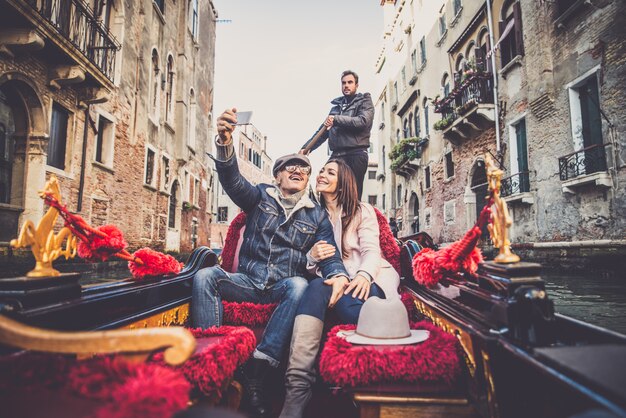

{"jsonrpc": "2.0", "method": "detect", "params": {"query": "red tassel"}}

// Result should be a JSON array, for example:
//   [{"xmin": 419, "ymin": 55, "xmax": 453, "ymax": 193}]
[
  {"xmin": 76, "ymin": 224, "xmax": 128, "ymax": 261},
  {"xmin": 129, "ymin": 248, "xmax": 183, "ymax": 279},
  {"xmin": 374, "ymin": 208, "xmax": 401, "ymax": 274}
]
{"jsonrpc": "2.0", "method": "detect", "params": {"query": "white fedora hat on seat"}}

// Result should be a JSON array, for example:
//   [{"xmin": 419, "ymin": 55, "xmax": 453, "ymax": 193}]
[{"xmin": 339, "ymin": 296, "xmax": 429, "ymax": 345}]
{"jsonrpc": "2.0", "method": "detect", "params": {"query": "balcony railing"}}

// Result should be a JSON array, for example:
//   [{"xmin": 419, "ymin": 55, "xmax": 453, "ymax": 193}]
[
  {"xmin": 500, "ymin": 171, "xmax": 530, "ymax": 197},
  {"xmin": 25, "ymin": 0, "xmax": 120, "ymax": 81},
  {"xmin": 558, "ymin": 143, "xmax": 608, "ymax": 181},
  {"xmin": 434, "ymin": 74, "xmax": 494, "ymax": 122}
]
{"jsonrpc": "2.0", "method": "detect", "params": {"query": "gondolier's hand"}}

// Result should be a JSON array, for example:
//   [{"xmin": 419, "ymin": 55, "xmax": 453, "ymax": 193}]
[
  {"xmin": 344, "ymin": 273, "xmax": 371, "ymax": 300},
  {"xmin": 324, "ymin": 115, "xmax": 335, "ymax": 128},
  {"xmin": 216, "ymin": 108, "xmax": 237, "ymax": 144},
  {"xmin": 325, "ymin": 275, "xmax": 349, "ymax": 307}
]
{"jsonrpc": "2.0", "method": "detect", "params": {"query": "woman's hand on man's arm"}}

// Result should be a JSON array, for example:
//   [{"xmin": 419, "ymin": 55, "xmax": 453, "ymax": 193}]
[
  {"xmin": 309, "ymin": 240, "xmax": 336, "ymax": 262},
  {"xmin": 324, "ymin": 275, "xmax": 349, "ymax": 307}
]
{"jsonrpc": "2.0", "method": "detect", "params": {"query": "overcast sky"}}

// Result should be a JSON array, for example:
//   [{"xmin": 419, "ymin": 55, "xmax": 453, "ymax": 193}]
[{"xmin": 212, "ymin": 0, "xmax": 383, "ymax": 172}]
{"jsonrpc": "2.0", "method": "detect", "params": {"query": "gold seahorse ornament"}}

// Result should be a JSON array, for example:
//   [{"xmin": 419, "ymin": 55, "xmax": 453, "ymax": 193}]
[
  {"xmin": 10, "ymin": 176, "xmax": 77, "ymax": 277},
  {"xmin": 485, "ymin": 154, "xmax": 520, "ymax": 264}
]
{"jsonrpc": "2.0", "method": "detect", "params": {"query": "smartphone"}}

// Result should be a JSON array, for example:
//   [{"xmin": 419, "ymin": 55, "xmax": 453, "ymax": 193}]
[{"xmin": 231, "ymin": 111, "xmax": 253, "ymax": 126}]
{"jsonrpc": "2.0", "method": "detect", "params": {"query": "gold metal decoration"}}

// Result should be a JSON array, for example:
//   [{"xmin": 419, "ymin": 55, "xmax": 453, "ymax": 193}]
[
  {"xmin": 10, "ymin": 176, "xmax": 77, "ymax": 277},
  {"xmin": 485, "ymin": 154, "xmax": 520, "ymax": 264},
  {"xmin": 124, "ymin": 304, "xmax": 190, "ymax": 329}
]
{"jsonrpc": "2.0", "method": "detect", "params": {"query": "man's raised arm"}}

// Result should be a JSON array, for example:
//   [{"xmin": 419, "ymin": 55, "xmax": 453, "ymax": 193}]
[{"xmin": 211, "ymin": 108, "xmax": 260, "ymax": 213}]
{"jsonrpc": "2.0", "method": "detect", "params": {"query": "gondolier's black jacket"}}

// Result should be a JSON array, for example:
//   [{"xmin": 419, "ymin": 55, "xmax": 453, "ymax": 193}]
[{"xmin": 302, "ymin": 92, "xmax": 374, "ymax": 153}]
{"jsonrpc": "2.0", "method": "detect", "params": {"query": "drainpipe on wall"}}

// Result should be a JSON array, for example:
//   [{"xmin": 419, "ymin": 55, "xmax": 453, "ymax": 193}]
[
  {"xmin": 485, "ymin": 0, "xmax": 502, "ymax": 155},
  {"xmin": 77, "ymin": 105, "xmax": 90, "ymax": 212}
]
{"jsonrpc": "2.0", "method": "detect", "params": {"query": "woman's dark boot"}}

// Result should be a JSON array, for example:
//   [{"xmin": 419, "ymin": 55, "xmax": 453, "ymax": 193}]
[{"xmin": 242, "ymin": 357, "xmax": 271, "ymax": 418}]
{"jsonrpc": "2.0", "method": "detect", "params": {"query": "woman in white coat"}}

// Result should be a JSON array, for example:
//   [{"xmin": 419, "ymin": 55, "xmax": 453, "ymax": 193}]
[{"xmin": 279, "ymin": 159, "xmax": 400, "ymax": 418}]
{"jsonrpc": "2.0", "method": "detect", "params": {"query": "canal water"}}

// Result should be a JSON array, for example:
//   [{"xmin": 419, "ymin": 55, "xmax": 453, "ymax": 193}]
[
  {"xmin": 77, "ymin": 262, "xmax": 626, "ymax": 335},
  {"xmin": 544, "ymin": 272, "xmax": 626, "ymax": 335}
]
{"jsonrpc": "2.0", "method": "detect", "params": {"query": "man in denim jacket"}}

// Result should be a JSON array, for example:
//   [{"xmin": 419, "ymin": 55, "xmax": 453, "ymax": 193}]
[{"xmin": 193, "ymin": 108, "xmax": 349, "ymax": 418}]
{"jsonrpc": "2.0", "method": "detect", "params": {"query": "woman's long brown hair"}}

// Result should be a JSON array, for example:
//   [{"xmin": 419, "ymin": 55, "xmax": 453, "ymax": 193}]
[{"xmin": 320, "ymin": 159, "xmax": 360, "ymax": 258}]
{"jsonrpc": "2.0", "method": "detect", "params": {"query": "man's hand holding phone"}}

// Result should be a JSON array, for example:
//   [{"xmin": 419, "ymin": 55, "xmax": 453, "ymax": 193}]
[{"xmin": 216, "ymin": 108, "xmax": 236, "ymax": 144}]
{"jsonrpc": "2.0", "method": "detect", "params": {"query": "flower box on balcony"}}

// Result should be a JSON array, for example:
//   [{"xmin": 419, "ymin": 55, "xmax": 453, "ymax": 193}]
[
  {"xmin": 389, "ymin": 137, "xmax": 427, "ymax": 177},
  {"xmin": 433, "ymin": 116, "xmax": 453, "ymax": 131}
]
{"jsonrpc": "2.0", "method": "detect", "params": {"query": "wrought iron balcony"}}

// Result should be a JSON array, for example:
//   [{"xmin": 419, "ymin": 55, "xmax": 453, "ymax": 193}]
[
  {"xmin": 434, "ymin": 74, "xmax": 494, "ymax": 121},
  {"xmin": 21, "ymin": 0, "xmax": 120, "ymax": 81},
  {"xmin": 500, "ymin": 171, "xmax": 530, "ymax": 197},
  {"xmin": 432, "ymin": 74, "xmax": 495, "ymax": 143},
  {"xmin": 558, "ymin": 143, "xmax": 608, "ymax": 181}
]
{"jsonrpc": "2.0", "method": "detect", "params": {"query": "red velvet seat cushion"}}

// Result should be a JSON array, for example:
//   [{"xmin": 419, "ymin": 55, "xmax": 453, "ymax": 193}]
[
  {"xmin": 0, "ymin": 352, "xmax": 190, "ymax": 418},
  {"xmin": 318, "ymin": 321, "xmax": 461, "ymax": 388}
]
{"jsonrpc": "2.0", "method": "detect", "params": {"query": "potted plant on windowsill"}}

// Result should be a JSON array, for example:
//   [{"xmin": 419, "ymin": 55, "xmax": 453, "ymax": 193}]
[
  {"xmin": 433, "ymin": 116, "xmax": 454, "ymax": 131},
  {"xmin": 182, "ymin": 202, "xmax": 193, "ymax": 211}
]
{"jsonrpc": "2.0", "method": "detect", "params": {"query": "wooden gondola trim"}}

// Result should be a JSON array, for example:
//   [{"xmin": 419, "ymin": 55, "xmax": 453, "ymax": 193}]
[{"xmin": 0, "ymin": 314, "xmax": 195, "ymax": 366}]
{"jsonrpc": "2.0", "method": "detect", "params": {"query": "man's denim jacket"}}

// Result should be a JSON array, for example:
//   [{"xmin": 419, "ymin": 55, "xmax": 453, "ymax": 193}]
[{"xmin": 214, "ymin": 153, "xmax": 348, "ymax": 289}]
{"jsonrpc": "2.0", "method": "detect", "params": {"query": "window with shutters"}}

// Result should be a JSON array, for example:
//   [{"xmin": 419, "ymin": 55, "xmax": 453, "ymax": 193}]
[
  {"xmin": 94, "ymin": 114, "xmax": 115, "ymax": 168},
  {"xmin": 414, "ymin": 106, "xmax": 421, "ymax": 138},
  {"xmin": 47, "ymin": 103, "xmax": 70, "ymax": 170},
  {"xmin": 144, "ymin": 147, "xmax": 156, "ymax": 187},
  {"xmin": 445, "ymin": 151, "xmax": 455, "ymax": 179},
  {"xmin": 507, "ymin": 118, "xmax": 530, "ymax": 193},
  {"xmin": 500, "ymin": 1, "xmax": 524, "ymax": 67},
  {"xmin": 423, "ymin": 97, "xmax": 430, "ymax": 137}
]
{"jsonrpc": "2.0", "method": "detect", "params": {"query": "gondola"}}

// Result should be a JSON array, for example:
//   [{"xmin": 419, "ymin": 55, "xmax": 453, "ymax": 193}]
[{"xmin": 1, "ymin": 158, "xmax": 625, "ymax": 418}]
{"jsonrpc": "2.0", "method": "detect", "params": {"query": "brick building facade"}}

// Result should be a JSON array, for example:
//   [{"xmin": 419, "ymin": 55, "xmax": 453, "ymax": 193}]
[
  {"xmin": 0, "ymin": 0, "xmax": 217, "ymax": 255},
  {"xmin": 374, "ymin": 0, "xmax": 625, "ymax": 265}
]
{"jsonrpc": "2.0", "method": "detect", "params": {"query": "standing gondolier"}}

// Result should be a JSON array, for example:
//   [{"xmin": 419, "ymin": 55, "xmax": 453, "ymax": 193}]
[{"xmin": 299, "ymin": 70, "xmax": 374, "ymax": 199}]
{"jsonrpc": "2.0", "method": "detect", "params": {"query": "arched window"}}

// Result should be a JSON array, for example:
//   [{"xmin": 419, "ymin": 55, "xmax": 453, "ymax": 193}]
[
  {"xmin": 165, "ymin": 55, "xmax": 175, "ymax": 122},
  {"xmin": 455, "ymin": 55, "xmax": 465, "ymax": 85},
  {"xmin": 403, "ymin": 118, "xmax": 410, "ymax": 138},
  {"xmin": 188, "ymin": 89, "xmax": 196, "ymax": 150},
  {"xmin": 414, "ymin": 105, "xmax": 421, "ymax": 138},
  {"xmin": 477, "ymin": 28, "xmax": 491, "ymax": 72},
  {"xmin": 168, "ymin": 181, "xmax": 178, "ymax": 228},
  {"xmin": 408, "ymin": 112, "xmax": 413, "ymax": 137},
  {"xmin": 409, "ymin": 192, "xmax": 420, "ymax": 233},
  {"xmin": 465, "ymin": 41, "xmax": 476, "ymax": 64},
  {"xmin": 396, "ymin": 129, "xmax": 400, "ymax": 142},
  {"xmin": 442, "ymin": 73, "xmax": 450, "ymax": 97},
  {"xmin": 151, "ymin": 49, "xmax": 160, "ymax": 117}
]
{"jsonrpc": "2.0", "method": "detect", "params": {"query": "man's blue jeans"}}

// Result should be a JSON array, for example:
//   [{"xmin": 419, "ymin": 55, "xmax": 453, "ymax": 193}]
[{"xmin": 191, "ymin": 266, "xmax": 308, "ymax": 367}]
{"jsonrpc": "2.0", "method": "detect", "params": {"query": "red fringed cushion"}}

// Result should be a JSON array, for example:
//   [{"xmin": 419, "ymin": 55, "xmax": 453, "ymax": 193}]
[
  {"xmin": 374, "ymin": 208, "xmax": 401, "ymax": 274},
  {"xmin": 319, "ymin": 321, "xmax": 460, "ymax": 388},
  {"xmin": 129, "ymin": 247, "xmax": 183, "ymax": 279},
  {"xmin": 0, "ymin": 353, "xmax": 190, "ymax": 418},
  {"xmin": 77, "ymin": 224, "xmax": 127, "ymax": 261},
  {"xmin": 222, "ymin": 301, "xmax": 278, "ymax": 327},
  {"xmin": 68, "ymin": 357, "xmax": 190, "ymax": 418},
  {"xmin": 156, "ymin": 326, "xmax": 255, "ymax": 397},
  {"xmin": 221, "ymin": 212, "xmax": 248, "ymax": 273}
]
